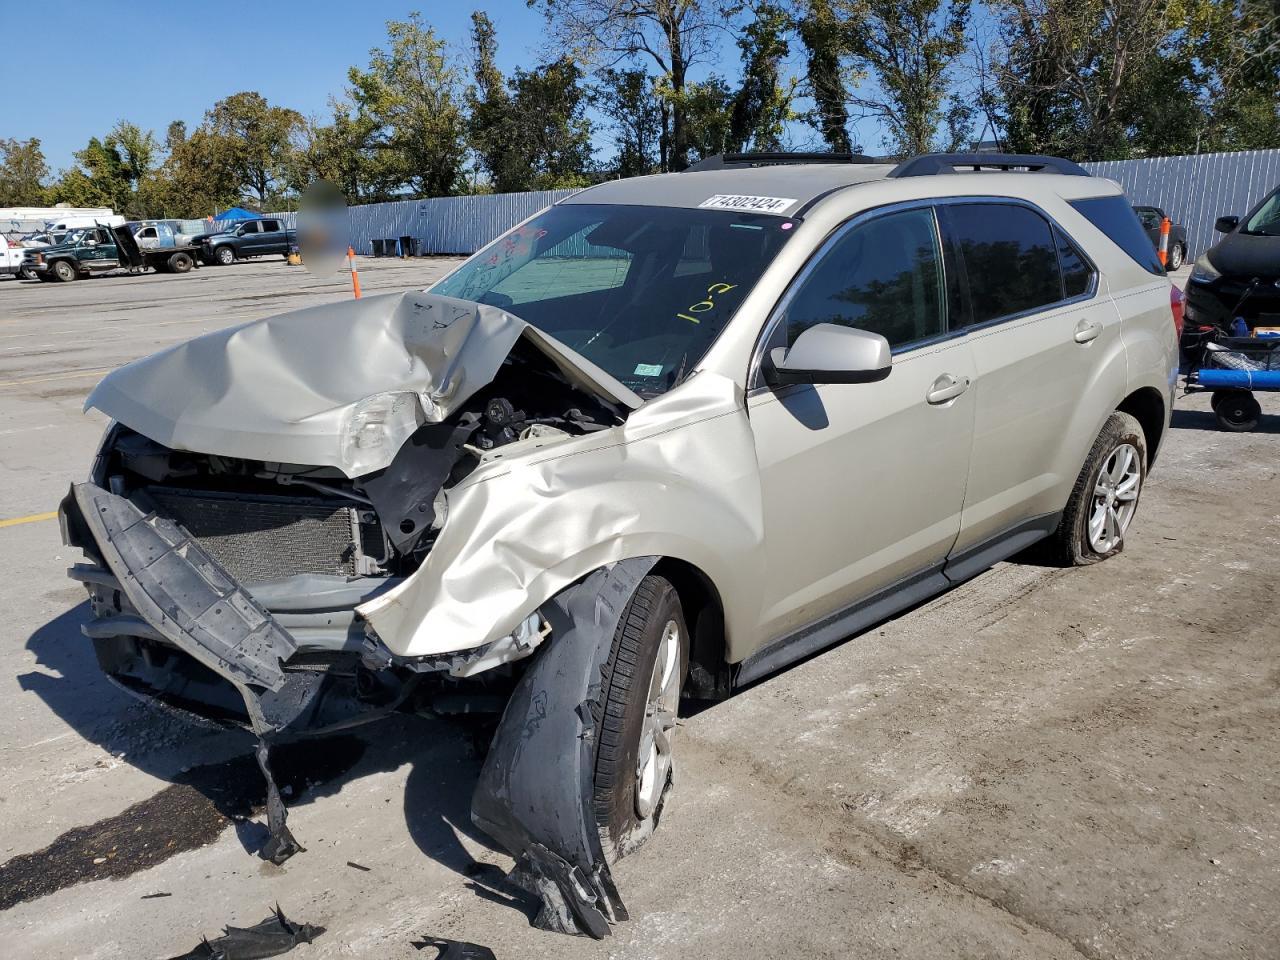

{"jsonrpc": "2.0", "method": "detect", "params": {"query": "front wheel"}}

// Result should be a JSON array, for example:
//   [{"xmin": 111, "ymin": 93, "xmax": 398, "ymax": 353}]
[
  {"xmin": 51, "ymin": 260, "xmax": 78, "ymax": 282},
  {"xmin": 214, "ymin": 246, "xmax": 235, "ymax": 266},
  {"xmin": 1047, "ymin": 411, "xmax": 1147, "ymax": 565},
  {"xmin": 1167, "ymin": 243, "xmax": 1184, "ymax": 271},
  {"xmin": 592, "ymin": 574, "xmax": 688, "ymax": 862}
]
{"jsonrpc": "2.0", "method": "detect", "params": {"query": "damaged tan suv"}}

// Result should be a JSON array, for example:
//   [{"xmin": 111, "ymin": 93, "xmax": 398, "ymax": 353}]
[{"xmin": 61, "ymin": 152, "xmax": 1180, "ymax": 938}]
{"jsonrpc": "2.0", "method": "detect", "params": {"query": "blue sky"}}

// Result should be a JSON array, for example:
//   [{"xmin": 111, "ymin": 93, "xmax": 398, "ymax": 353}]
[{"xmin": 0, "ymin": 1, "xmax": 940, "ymax": 175}]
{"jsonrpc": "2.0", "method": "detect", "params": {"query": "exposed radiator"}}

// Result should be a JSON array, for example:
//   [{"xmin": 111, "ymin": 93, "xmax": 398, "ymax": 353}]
[{"xmin": 144, "ymin": 486, "xmax": 388, "ymax": 585}]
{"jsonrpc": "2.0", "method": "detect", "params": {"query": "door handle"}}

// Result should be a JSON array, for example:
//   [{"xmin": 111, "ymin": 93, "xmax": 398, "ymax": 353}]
[
  {"xmin": 926, "ymin": 373, "xmax": 970, "ymax": 405},
  {"xmin": 1074, "ymin": 319, "xmax": 1103, "ymax": 343}
]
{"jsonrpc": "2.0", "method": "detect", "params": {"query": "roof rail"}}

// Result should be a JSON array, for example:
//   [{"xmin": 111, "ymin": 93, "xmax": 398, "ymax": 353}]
[
  {"xmin": 888, "ymin": 153, "xmax": 1090, "ymax": 178},
  {"xmin": 686, "ymin": 152, "xmax": 884, "ymax": 172}
]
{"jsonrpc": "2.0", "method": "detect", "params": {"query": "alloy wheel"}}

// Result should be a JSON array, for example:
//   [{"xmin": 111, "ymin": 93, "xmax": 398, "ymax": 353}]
[
  {"xmin": 634, "ymin": 619, "xmax": 680, "ymax": 820},
  {"xmin": 1088, "ymin": 442, "xmax": 1141, "ymax": 553}
]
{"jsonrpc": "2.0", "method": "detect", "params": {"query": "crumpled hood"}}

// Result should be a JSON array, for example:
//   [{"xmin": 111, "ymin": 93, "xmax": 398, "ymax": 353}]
[{"xmin": 86, "ymin": 290, "xmax": 642, "ymax": 477}]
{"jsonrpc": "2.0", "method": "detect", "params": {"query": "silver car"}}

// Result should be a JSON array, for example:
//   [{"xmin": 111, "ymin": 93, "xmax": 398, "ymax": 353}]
[{"xmin": 60, "ymin": 152, "xmax": 1179, "ymax": 938}]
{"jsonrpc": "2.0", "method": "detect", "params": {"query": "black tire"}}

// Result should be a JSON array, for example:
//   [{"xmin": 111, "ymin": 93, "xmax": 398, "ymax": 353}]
[
  {"xmin": 168, "ymin": 252, "xmax": 194, "ymax": 273},
  {"xmin": 1215, "ymin": 392, "xmax": 1260, "ymax": 432},
  {"xmin": 1167, "ymin": 243, "xmax": 1184, "ymax": 271},
  {"xmin": 19, "ymin": 266, "xmax": 38, "ymax": 280},
  {"xmin": 214, "ymin": 246, "xmax": 235, "ymax": 266},
  {"xmin": 1046, "ymin": 411, "xmax": 1147, "ymax": 566},
  {"xmin": 51, "ymin": 259, "xmax": 78, "ymax": 282},
  {"xmin": 592, "ymin": 574, "xmax": 689, "ymax": 862}
]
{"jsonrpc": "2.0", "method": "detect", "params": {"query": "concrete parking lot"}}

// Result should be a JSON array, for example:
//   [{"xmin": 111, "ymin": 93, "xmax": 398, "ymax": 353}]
[{"xmin": 1, "ymin": 259, "xmax": 1276, "ymax": 960}]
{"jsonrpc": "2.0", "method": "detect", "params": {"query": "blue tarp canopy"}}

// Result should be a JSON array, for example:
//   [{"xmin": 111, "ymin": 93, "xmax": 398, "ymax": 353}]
[{"xmin": 213, "ymin": 207, "xmax": 260, "ymax": 221}]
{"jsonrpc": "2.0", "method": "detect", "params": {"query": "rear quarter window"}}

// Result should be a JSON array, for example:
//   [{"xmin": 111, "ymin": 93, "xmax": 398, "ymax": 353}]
[{"xmin": 1069, "ymin": 196, "xmax": 1164, "ymax": 275}]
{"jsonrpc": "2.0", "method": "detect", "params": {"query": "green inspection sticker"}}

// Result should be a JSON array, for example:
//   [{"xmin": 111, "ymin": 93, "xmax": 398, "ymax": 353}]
[{"xmin": 634, "ymin": 363, "xmax": 664, "ymax": 377}]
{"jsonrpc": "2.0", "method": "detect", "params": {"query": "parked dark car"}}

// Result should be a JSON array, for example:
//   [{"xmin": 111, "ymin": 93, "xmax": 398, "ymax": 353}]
[
  {"xmin": 1133, "ymin": 205, "xmax": 1189, "ymax": 271},
  {"xmin": 1184, "ymin": 184, "xmax": 1280, "ymax": 330},
  {"xmin": 198, "ymin": 217, "xmax": 296, "ymax": 265}
]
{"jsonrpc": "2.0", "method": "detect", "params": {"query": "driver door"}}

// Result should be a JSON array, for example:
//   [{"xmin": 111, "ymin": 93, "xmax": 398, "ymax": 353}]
[{"xmin": 747, "ymin": 205, "xmax": 976, "ymax": 641}]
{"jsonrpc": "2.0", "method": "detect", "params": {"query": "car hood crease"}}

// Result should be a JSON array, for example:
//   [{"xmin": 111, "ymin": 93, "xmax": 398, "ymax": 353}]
[{"xmin": 84, "ymin": 290, "xmax": 643, "ymax": 476}]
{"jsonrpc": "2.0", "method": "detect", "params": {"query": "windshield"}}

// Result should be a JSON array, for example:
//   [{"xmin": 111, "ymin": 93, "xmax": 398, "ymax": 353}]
[
  {"xmin": 432, "ymin": 203, "xmax": 796, "ymax": 396},
  {"xmin": 1242, "ymin": 189, "xmax": 1280, "ymax": 237}
]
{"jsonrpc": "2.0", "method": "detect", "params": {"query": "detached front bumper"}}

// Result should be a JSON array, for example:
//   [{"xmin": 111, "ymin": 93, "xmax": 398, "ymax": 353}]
[{"xmin": 60, "ymin": 481, "xmax": 414, "ymax": 737}]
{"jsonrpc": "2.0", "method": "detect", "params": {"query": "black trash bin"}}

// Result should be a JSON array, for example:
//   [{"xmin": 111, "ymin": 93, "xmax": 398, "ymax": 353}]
[{"xmin": 398, "ymin": 235, "xmax": 418, "ymax": 258}]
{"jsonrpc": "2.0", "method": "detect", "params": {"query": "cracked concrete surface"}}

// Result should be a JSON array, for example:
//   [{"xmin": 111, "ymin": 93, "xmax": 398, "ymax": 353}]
[{"xmin": 1, "ymin": 260, "xmax": 1276, "ymax": 958}]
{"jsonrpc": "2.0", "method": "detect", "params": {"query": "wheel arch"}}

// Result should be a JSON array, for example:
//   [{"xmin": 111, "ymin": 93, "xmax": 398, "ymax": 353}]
[
  {"xmin": 1116, "ymin": 386, "xmax": 1166, "ymax": 467},
  {"xmin": 651, "ymin": 557, "xmax": 731, "ymax": 701}
]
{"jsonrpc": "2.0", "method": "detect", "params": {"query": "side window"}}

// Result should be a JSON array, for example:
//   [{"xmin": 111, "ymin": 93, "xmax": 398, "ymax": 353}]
[
  {"xmin": 1134, "ymin": 208, "xmax": 1160, "ymax": 230},
  {"xmin": 1055, "ymin": 227, "xmax": 1094, "ymax": 299},
  {"xmin": 945, "ymin": 203, "xmax": 1062, "ymax": 324},
  {"xmin": 239, "ymin": 222, "xmax": 259, "ymax": 235},
  {"xmin": 1069, "ymin": 196, "xmax": 1164, "ymax": 274},
  {"xmin": 139, "ymin": 227, "xmax": 156, "ymax": 239},
  {"xmin": 782, "ymin": 207, "xmax": 945, "ymax": 349},
  {"xmin": 260, "ymin": 219, "xmax": 281, "ymax": 232}
]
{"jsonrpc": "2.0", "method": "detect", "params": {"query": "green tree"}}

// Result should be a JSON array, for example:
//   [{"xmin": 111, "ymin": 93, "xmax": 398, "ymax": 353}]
[
  {"xmin": 594, "ymin": 68, "xmax": 664, "ymax": 176},
  {"xmin": 796, "ymin": 0, "xmax": 856, "ymax": 153},
  {"xmin": 205, "ymin": 92, "xmax": 305, "ymax": 206},
  {"xmin": 727, "ymin": 3, "xmax": 796, "ymax": 151},
  {"xmin": 348, "ymin": 12, "xmax": 469, "ymax": 197},
  {"xmin": 533, "ymin": 0, "xmax": 725, "ymax": 170},
  {"xmin": 0, "ymin": 138, "xmax": 49, "ymax": 205},
  {"xmin": 467, "ymin": 11, "xmax": 522, "ymax": 192},
  {"xmin": 840, "ymin": 0, "xmax": 971, "ymax": 156},
  {"xmin": 678, "ymin": 76, "xmax": 736, "ymax": 161}
]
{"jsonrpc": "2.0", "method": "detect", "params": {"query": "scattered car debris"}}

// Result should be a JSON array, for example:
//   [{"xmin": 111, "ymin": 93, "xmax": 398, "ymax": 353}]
[
  {"xmin": 142, "ymin": 891, "xmax": 173, "ymax": 900},
  {"xmin": 345, "ymin": 860, "xmax": 371, "ymax": 872},
  {"xmin": 411, "ymin": 936, "xmax": 498, "ymax": 959},
  {"xmin": 166, "ymin": 905, "xmax": 323, "ymax": 960}
]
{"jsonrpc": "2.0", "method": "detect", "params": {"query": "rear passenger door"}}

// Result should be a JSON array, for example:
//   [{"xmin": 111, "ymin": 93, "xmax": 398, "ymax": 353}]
[{"xmin": 939, "ymin": 201, "xmax": 1115, "ymax": 572}]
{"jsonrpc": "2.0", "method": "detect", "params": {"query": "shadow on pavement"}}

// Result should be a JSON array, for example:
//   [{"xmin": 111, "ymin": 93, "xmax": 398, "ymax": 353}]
[{"xmin": 1170, "ymin": 408, "xmax": 1280, "ymax": 434}]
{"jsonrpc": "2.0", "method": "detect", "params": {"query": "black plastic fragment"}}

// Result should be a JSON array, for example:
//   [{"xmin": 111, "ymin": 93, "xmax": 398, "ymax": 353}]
[
  {"xmin": 411, "ymin": 936, "xmax": 498, "ymax": 959},
  {"xmin": 256, "ymin": 741, "xmax": 303, "ymax": 865},
  {"xmin": 471, "ymin": 557, "xmax": 658, "ymax": 939},
  {"xmin": 166, "ymin": 905, "xmax": 324, "ymax": 960}
]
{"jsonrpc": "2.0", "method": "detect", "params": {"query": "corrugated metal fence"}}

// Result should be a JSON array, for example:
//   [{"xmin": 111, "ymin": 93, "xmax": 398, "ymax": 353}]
[
  {"xmin": 1083, "ymin": 149, "xmax": 1280, "ymax": 260},
  {"xmin": 260, "ymin": 150, "xmax": 1279, "ymax": 261}
]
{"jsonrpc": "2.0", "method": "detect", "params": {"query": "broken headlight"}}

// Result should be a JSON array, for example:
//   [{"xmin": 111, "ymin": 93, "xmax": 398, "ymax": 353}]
[{"xmin": 341, "ymin": 391, "xmax": 424, "ymax": 476}]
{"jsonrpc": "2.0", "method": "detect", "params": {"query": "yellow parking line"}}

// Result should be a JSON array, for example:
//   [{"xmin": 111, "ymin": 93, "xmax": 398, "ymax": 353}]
[
  {"xmin": 0, "ymin": 510, "xmax": 57, "ymax": 529},
  {"xmin": 0, "ymin": 368, "xmax": 111, "ymax": 388}
]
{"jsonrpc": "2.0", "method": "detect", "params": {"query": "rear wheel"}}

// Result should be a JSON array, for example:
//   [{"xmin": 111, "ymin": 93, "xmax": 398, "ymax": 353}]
[
  {"xmin": 51, "ymin": 260, "xmax": 78, "ymax": 282},
  {"xmin": 1167, "ymin": 243, "xmax": 1184, "ymax": 271},
  {"xmin": 1215, "ymin": 392, "xmax": 1260, "ymax": 432},
  {"xmin": 167, "ymin": 251, "xmax": 194, "ymax": 273},
  {"xmin": 592, "ymin": 574, "xmax": 688, "ymax": 862},
  {"xmin": 1047, "ymin": 411, "xmax": 1147, "ymax": 566},
  {"xmin": 214, "ymin": 246, "xmax": 235, "ymax": 266}
]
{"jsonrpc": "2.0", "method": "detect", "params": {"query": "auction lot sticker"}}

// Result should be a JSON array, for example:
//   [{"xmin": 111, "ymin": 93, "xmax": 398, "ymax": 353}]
[{"xmin": 698, "ymin": 194, "xmax": 798, "ymax": 214}]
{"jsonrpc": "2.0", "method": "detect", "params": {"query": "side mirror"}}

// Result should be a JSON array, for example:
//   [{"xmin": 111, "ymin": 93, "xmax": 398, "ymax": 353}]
[
  {"xmin": 764, "ymin": 323, "xmax": 892, "ymax": 387},
  {"xmin": 1215, "ymin": 215, "xmax": 1240, "ymax": 234}
]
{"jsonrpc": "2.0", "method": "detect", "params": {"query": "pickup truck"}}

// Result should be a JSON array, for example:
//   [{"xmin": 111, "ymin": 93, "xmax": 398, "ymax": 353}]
[
  {"xmin": 197, "ymin": 217, "xmax": 296, "ymax": 265},
  {"xmin": 21, "ymin": 223, "xmax": 201, "ymax": 282}
]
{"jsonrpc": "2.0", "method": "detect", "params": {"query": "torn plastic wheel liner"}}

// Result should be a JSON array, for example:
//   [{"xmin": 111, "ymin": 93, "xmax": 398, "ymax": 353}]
[
  {"xmin": 166, "ymin": 905, "xmax": 324, "ymax": 960},
  {"xmin": 472, "ymin": 556, "xmax": 658, "ymax": 940}
]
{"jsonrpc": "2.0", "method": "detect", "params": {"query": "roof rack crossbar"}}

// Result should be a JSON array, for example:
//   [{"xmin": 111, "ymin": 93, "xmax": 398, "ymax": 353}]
[
  {"xmin": 888, "ymin": 153, "xmax": 1090, "ymax": 178},
  {"xmin": 686, "ymin": 152, "xmax": 884, "ymax": 172}
]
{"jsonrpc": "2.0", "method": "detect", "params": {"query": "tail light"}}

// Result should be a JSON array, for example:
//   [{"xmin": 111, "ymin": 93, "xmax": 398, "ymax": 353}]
[{"xmin": 1170, "ymin": 284, "xmax": 1185, "ymax": 337}]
